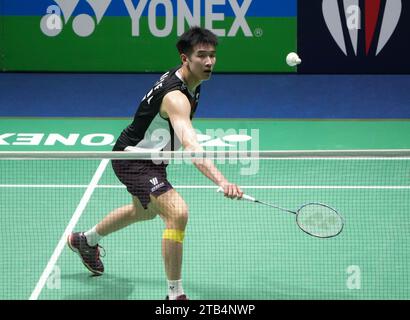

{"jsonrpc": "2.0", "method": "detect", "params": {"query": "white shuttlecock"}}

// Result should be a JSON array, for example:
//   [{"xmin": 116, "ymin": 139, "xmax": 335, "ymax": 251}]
[{"xmin": 286, "ymin": 52, "xmax": 302, "ymax": 66}]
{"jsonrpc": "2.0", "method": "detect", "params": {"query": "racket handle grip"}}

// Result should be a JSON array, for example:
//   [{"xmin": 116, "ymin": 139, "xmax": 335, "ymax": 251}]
[{"xmin": 216, "ymin": 187, "xmax": 256, "ymax": 202}]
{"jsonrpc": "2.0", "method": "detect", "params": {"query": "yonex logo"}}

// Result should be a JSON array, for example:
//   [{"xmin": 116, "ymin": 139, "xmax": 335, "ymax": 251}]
[
  {"xmin": 322, "ymin": 0, "xmax": 402, "ymax": 56},
  {"xmin": 41, "ymin": 0, "xmax": 254, "ymax": 38},
  {"xmin": 0, "ymin": 130, "xmax": 258, "ymax": 149},
  {"xmin": 41, "ymin": 0, "xmax": 111, "ymax": 37},
  {"xmin": 150, "ymin": 177, "xmax": 159, "ymax": 185}
]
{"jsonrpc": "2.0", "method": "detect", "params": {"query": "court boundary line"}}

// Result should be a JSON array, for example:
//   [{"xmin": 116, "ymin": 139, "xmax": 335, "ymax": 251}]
[
  {"xmin": 2, "ymin": 184, "xmax": 409, "ymax": 190},
  {"xmin": 28, "ymin": 159, "xmax": 109, "ymax": 300}
]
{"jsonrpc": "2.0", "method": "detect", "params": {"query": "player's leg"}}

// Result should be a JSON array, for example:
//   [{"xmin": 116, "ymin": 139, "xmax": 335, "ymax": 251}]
[
  {"xmin": 68, "ymin": 159, "xmax": 160, "ymax": 275},
  {"xmin": 67, "ymin": 196, "xmax": 157, "ymax": 275},
  {"xmin": 94, "ymin": 196, "xmax": 157, "ymax": 237},
  {"xmin": 150, "ymin": 189, "xmax": 189, "ymax": 300}
]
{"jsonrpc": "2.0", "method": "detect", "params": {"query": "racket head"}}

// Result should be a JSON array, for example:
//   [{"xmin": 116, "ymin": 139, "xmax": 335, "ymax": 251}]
[{"xmin": 295, "ymin": 203, "xmax": 344, "ymax": 238}]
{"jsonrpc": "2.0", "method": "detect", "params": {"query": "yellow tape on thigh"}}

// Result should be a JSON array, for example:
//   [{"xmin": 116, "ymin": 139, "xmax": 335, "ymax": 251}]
[{"xmin": 163, "ymin": 229, "xmax": 185, "ymax": 243}]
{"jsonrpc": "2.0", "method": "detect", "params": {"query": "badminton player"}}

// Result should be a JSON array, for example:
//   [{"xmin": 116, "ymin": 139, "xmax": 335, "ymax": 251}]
[{"xmin": 68, "ymin": 26, "xmax": 243, "ymax": 300}]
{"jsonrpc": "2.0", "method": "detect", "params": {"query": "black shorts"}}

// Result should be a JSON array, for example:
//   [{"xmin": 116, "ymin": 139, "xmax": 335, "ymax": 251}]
[{"xmin": 111, "ymin": 159, "xmax": 173, "ymax": 209}]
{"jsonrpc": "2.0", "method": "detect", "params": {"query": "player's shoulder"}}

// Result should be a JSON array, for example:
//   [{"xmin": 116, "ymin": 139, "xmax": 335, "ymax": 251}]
[
  {"xmin": 163, "ymin": 90, "xmax": 190, "ymax": 106},
  {"xmin": 162, "ymin": 90, "xmax": 191, "ymax": 117}
]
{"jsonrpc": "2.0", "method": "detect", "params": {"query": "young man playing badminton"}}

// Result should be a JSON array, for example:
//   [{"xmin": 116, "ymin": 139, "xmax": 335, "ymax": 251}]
[{"xmin": 68, "ymin": 26, "xmax": 243, "ymax": 300}]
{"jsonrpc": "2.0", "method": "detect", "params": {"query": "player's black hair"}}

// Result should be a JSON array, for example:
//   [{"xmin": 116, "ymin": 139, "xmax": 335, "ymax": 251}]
[{"xmin": 176, "ymin": 26, "xmax": 218, "ymax": 56}]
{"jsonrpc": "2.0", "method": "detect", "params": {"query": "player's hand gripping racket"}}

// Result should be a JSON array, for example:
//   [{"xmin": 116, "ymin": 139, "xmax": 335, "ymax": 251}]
[{"xmin": 217, "ymin": 187, "xmax": 344, "ymax": 238}]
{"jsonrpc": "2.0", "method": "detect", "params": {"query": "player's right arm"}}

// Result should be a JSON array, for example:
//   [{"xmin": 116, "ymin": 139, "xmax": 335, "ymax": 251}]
[{"xmin": 161, "ymin": 91, "xmax": 242, "ymax": 199}]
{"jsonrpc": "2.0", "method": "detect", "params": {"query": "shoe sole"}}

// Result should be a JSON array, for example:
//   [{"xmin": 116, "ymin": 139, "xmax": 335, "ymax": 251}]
[{"xmin": 67, "ymin": 235, "xmax": 104, "ymax": 276}]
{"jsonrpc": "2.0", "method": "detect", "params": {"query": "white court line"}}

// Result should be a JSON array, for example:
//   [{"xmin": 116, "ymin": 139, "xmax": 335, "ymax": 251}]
[
  {"xmin": 28, "ymin": 159, "xmax": 109, "ymax": 300},
  {"xmin": 1, "ymin": 184, "xmax": 410, "ymax": 190}
]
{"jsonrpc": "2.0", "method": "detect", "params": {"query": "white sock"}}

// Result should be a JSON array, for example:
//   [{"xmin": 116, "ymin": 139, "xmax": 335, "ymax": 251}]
[
  {"xmin": 84, "ymin": 226, "xmax": 103, "ymax": 247},
  {"xmin": 167, "ymin": 279, "xmax": 184, "ymax": 300}
]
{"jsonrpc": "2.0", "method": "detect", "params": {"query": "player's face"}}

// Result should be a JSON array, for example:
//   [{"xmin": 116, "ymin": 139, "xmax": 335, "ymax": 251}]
[{"xmin": 186, "ymin": 43, "xmax": 216, "ymax": 81}]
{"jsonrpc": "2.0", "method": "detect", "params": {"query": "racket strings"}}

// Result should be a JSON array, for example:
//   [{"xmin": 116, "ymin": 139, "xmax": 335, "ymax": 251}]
[{"xmin": 296, "ymin": 204, "xmax": 344, "ymax": 238}]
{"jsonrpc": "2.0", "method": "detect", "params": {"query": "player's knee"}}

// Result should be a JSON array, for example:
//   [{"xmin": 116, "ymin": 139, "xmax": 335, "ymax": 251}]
[{"xmin": 170, "ymin": 204, "xmax": 189, "ymax": 230}]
